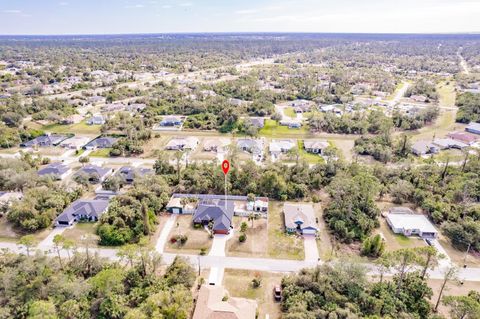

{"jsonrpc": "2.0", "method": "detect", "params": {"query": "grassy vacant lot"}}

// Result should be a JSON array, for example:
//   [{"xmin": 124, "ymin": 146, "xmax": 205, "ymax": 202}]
[
  {"xmin": 62, "ymin": 222, "xmax": 99, "ymax": 246},
  {"xmin": 227, "ymin": 216, "xmax": 268, "ymax": 258},
  {"xmin": 437, "ymin": 233, "xmax": 480, "ymax": 267},
  {"xmin": 34, "ymin": 121, "xmax": 101, "ymax": 135},
  {"xmin": 374, "ymin": 218, "xmax": 427, "ymax": 252},
  {"xmin": 284, "ymin": 107, "xmax": 296, "ymax": 118},
  {"xmin": 140, "ymin": 136, "xmax": 170, "ymax": 158},
  {"xmin": 297, "ymin": 140, "xmax": 324, "ymax": 164},
  {"xmin": 89, "ymin": 148, "xmax": 111, "ymax": 157},
  {"xmin": 223, "ymin": 269, "xmax": 283, "ymax": 319},
  {"xmin": 428, "ymin": 279, "xmax": 480, "ymax": 317},
  {"xmin": 259, "ymin": 120, "xmax": 309, "ymax": 138},
  {"xmin": 0, "ymin": 217, "xmax": 52, "ymax": 243},
  {"xmin": 267, "ymin": 202, "xmax": 304, "ymax": 260},
  {"xmin": 164, "ymin": 215, "xmax": 212, "ymax": 255}
]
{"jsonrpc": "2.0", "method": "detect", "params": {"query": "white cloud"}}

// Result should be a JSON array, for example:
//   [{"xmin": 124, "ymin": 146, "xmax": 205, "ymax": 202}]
[
  {"xmin": 125, "ymin": 4, "xmax": 145, "ymax": 8},
  {"xmin": 162, "ymin": 4, "xmax": 172, "ymax": 9},
  {"xmin": 178, "ymin": 2, "xmax": 192, "ymax": 7},
  {"xmin": 235, "ymin": 9, "xmax": 258, "ymax": 15},
  {"xmin": 3, "ymin": 9, "xmax": 21, "ymax": 14},
  {"xmin": 59, "ymin": 2, "xmax": 69, "ymax": 6}
]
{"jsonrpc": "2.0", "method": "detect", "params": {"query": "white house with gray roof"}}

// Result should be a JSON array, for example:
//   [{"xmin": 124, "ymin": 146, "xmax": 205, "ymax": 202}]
[
  {"xmin": 55, "ymin": 198, "xmax": 109, "ymax": 226},
  {"xmin": 74, "ymin": 165, "xmax": 113, "ymax": 184},
  {"xmin": 83, "ymin": 137, "xmax": 118, "ymax": 150},
  {"xmin": 303, "ymin": 140, "xmax": 329, "ymax": 154},
  {"xmin": 283, "ymin": 203, "xmax": 318, "ymax": 235}
]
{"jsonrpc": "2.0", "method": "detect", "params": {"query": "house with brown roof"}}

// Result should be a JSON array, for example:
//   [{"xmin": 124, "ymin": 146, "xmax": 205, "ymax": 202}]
[{"xmin": 192, "ymin": 285, "xmax": 257, "ymax": 319}]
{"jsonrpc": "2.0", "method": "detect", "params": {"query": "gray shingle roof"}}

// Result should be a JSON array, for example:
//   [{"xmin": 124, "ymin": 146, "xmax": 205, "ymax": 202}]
[
  {"xmin": 84, "ymin": 137, "xmax": 118, "ymax": 149},
  {"xmin": 37, "ymin": 162, "xmax": 70, "ymax": 177},
  {"xmin": 56, "ymin": 199, "xmax": 109, "ymax": 223},
  {"xmin": 193, "ymin": 199, "xmax": 234, "ymax": 232}
]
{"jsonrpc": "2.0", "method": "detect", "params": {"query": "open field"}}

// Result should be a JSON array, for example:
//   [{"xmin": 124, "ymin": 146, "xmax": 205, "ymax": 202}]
[
  {"xmin": 428, "ymin": 279, "xmax": 480, "ymax": 317},
  {"xmin": 89, "ymin": 148, "xmax": 112, "ymax": 157},
  {"xmin": 259, "ymin": 120, "xmax": 310, "ymax": 138},
  {"xmin": 267, "ymin": 201, "xmax": 304, "ymax": 260},
  {"xmin": 140, "ymin": 136, "xmax": 170, "ymax": 158},
  {"xmin": 437, "ymin": 233, "xmax": 480, "ymax": 267},
  {"xmin": 164, "ymin": 215, "xmax": 212, "ymax": 255},
  {"xmin": 62, "ymin": 222, "xmax": 99, "ymax": 247},
  {"xmin": 30, "ymin": 121, "xmax": 101, "ymax": 135},
  {"xmin": 223, "ymin": 269, "xmax": 283, "ymax": 319},
  {"xmin": 227, "ymin": 216, "xmax": 268, "ymax": 258},
  {"xmin": 297, "ymin": 140, "xmax": 324, "ymax": 164},
  {"xmin": 284, "ymin": 107, "xmax": 296, "ymax": 118},
  {"xmin": 0, "ymin": 217, "xmax": 52, "ymax": 243}
]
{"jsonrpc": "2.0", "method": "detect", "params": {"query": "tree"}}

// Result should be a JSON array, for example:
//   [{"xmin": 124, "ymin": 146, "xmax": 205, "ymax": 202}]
[
  {"xmin": 247, "ymin": 212, "xmax": 259, "ymax": 228},
  {"xmin": 18, "ymin": 234, "xmax": 36, "ymax": 257},
  {"xmin": 417, "ymin": 246, "xmax": 445, "ymax": 279},
  {"xmin": 27, "ymin": 300, "xmax": 58, "ymax": 319},
  {"xmin": 79, "ymin": 156, "xmax": 90, "ymax": 166},
  {"xmin": 383, "ymin": 248, "xmax": 423, "ymax": 297},
  {"xmin": 443, "ymin": 291, "xmax": 480, "ymax": 319},
  {"xmin": 435, "ymin": 266, "xmax": 459, "ymax": 312},
  {"xmin": 52, "ymin": 234, "xmax": 65, "ymax": 269},
  {"xmin": 361, "ymin": 234, "xmax": 385, "ymax": 258}
]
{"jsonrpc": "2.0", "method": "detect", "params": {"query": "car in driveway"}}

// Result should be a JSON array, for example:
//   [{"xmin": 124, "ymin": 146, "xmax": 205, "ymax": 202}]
[{"xmin": 273, "ymin": 285, "xmax": 282, "ymax": 301}]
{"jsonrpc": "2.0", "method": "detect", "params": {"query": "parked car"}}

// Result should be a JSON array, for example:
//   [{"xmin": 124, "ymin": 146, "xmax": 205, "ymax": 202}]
[{"xmin": 273, "ymin": 285, "xmax": 282, "ymax": 301}]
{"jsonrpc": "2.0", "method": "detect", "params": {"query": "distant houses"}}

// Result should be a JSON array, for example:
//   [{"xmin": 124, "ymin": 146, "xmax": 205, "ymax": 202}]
[
  {"xmin": 20, "ymin": 134, "xmax": 69, "ymax": 148},
  {"xmin": 74, "ymin": 165, "xmax": 113, "ymax": 184},
  {"xmin": 411, "ymin": 140, "xmax": 440, "ymax": 156},
  {"xmin": 269, "ymin": 139, "xmax": 295, "ymax": 159},
  {"xmin": 60, "ymin": 136, "xmax": 91, "ymax": 150},
  {"xmin": 303, "ymin": 140, "xmax": 329, "ymax": 155},
  {"xmin": 83, "ymin": 137, "xmax": 118, "ymax": 150},
  {"xmin": 165, "ymin": 137, "xmax": 199, "ymax": 151},
  {"xmin": 37, "ymin": 162, "xmax": 71, "ymax": 180},
  {"xmin": 116, "ymin": 166, "xmax": 153, "ymax": 184},
  {"xmin": 466, "ymin": 122, "xmax": 480, "ymax": 135},
  {"xmin": 160, "ymin": 116, "xmax": 183, "ymax": 127},
  {"xmin": 237, "ymin": 138, "xmax": 264, "ymax": 154},
  {"xmin": 279, "ymin": 119, "xmax": 302, "ymax": 128},
  {"xmin": 203, "ymin": 138, "xmax": 230, "ymax": 153},
  {"xmin": 86, "ymin": 114, "xmax": 106, "ymax": 125}
]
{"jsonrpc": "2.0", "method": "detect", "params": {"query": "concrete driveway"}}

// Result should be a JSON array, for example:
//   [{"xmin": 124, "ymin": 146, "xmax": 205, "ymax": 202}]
[
  {"xmin": 304, "ymin": 236, "xmax": 319, "ymax": 262},
  {"xmin": 155, "ymin": 214, "xmax": 177, "ymax": 253},
  {"xmin": 209, "ymin": 230, "xmax": 234, "ymax": 257}
]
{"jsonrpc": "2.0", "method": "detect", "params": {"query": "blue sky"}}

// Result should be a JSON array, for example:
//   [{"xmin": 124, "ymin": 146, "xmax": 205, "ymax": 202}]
[{"xmin": 0, "ymin": 0, "xmax": 479, "ymax": 35}]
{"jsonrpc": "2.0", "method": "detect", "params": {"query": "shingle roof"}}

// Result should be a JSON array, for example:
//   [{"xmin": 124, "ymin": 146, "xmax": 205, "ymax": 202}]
[
  {"xmin": 37, "ymin": 162, "xmax": 70, "ymax": 176},
  {"xmin": 84, "ymin": 137, "xmax": 118, "ymax": 149},
  {"xmin": 193, "ymin": 199, "xmax": 234, "ymax": 231},
  {"xmin": 283, "ymin": 203, "xmax": 317, "ymax": 230},
  {"xmin": 75, "ymin": 165, "xmax": 111, "ymax": 179},
  {"xmin": 56, "ymin": 199, "xmax": 109, "ymax": 223}
]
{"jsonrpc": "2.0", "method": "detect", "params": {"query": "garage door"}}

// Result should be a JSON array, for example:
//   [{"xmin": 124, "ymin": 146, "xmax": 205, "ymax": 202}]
[
  {"xmin": 172, "ymin": 208, "xmax": 180, "ymax": 214},
  {"xmin": 302, "ymin": 229, "xmax": 316, "ymax": 236}
]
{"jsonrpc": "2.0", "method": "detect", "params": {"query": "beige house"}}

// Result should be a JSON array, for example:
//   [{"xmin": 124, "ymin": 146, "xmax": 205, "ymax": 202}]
[
  {"xmin": 193, "ymin": 285, "xmax": 257, "ymax": 319},
  {"xmin": 283, "ymin": 203, "xmax": 318, "ymax": 235}
]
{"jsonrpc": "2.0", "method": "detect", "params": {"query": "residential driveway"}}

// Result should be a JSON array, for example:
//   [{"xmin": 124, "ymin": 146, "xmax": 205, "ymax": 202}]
[
  {"xmin": 209, "ymin": 230, "xmax": 234, "ymax": 257},
  {"xmin": 304, "ymin": 236, "xmax": 319, "ymax": 262},
  {"xmin": 429, "ymin": 239, "xmax": 452, "ymax": 267},
  {"xmin": 155, "ymin": 214, "xmax": 177, "ymax": 253},
  {"xmin": 38, "ymin": 226, "xmax": 69, "ymax": 251}
]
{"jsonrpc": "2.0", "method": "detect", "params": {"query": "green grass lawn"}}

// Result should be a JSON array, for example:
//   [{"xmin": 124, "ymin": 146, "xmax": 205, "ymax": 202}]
[
  {"xmin": 39, "ymin": 121, "xmax": 101, "ymax": 135},
  {"xmin": 89, "ymin": 148, "xmax": 111, "ymax": 157},
  {"xmin": 284, "ymin": 107, "xmax": 296, "ymax": 118},
  {"xmin": 259, "ymin": 119, "xmax": 309, "ymax": 138},
  {"xmin": 297, "ymin": 140, "xmax": 324, "ymax": 164}
]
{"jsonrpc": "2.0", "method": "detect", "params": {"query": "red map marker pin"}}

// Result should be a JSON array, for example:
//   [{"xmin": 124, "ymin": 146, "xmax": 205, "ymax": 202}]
[{"xmin": 221, "ymin": 160, "xmax": 230, "ymax": 175}]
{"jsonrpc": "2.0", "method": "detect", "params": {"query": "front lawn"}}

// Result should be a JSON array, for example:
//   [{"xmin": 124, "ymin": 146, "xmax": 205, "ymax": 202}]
[
  {"xmin": 89, "ymin": 148, "xmax": 112, "ymax": 157},
  {"xmin": 164, "ymin": 215, "xmax": 212, "ymax": 255},
  {"xmin": 223, "ymin": 269, "xmax": 283, "ymax": 319},
  {"xmin": 284, "ymin": 107, "xmax": 296, "ymax": 118},
  {"xmin": 227, "ymin": 216, "xmax": 268, "ymax": 258},
  {"xmin": 297, "ymin": 140, "xmax": 324, "ymax": 164},
  {"xmin": 267, "ymin": 202, "xmax": 304, "ymax": 260},
  {"xmin": 40, "ymin": 121, "xmax": 101, "ymax": 135},
  {"xmin": 259, "ymin": 120, "xmax": 309, "ymax": 138}
]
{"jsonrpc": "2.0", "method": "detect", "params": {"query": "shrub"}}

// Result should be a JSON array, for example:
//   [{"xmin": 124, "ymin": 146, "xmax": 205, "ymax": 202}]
[{"xmin": 239, "ymin": 233, "xmax": 247, "ymax": 242}]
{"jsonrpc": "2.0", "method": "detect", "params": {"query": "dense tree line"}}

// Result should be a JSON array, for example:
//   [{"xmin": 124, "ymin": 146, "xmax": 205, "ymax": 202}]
[
  {"xmin": 456, "ymin": 92, "xmax": 480, "ymax": 124},
  {"xmin": 0, "ymin": 249, "xmax": 196, "ymax": 319}
]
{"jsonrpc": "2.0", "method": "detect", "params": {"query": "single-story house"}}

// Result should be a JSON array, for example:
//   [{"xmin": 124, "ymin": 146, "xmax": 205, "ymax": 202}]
[
  {"xmin": 433, "ymin": 138, "xmax": 468, "ymax": 150},
  {"xmin": 411, "ymin": 140, "xmax": 440, "ymax": 156},
  {"xmin": 279, "ymin": 119, "xmax": 302, "ymax": 128},
  {"xmin": 193, "ymin": 198, "xmax": 234, "ymax": 234},
  {"xmin": 410, "ymin": 95, "xmax": 428, "ymax": 103},
  {"xmin": 166, "ymin": 197, "xmax": 197, "ymax": 214},
  {"xmin": 59, "ymin": 136, "xmax": 91, "ymax": 150},
  {"xmin": 320, "ymin": 104, "xmax": 343, "ymax": 115},
  {"xmin": 87, "ymin": 96, "xmax": 106, "ymax": 105},
  {"xmin": 165, "ymin": 137, "xmax": 199, "ymax": 151},
  {"xmin": 74, "ymin": 165, "xmax": 113, "ymax": 184},
  {"xmin": 116, "ymin": 166, "xmax": 153, "ymax": 184},
  {"xmin": 86, "ymin": 114, "xmax": 106, "ymax": 125},
  {"xmin": 249, "ymin": 117, "xmax": 265, "ymax": 129},
  {"xmin": 55, "ymin": 198, "xmax": 109, "ymax": 226},
  {"xmin": 20, "ymin": 134, "xmax": 69, "ymax": 148},
  {"xmin": 193, "ymin": 285, "xmax": 257, "ymax": 319},
  {"xmin": 160, "ymin": 116, "xmax": 183, "ymax": 127},
  {"xmin": 246, "ymin": 198, "xmax": 269, "ymax": 213},
  {"xmin": 303, "ymin": 140, "xmax": 329, "ymax": 154},
  {"xmin": 125, "ymin": 103, "xmax": 146, "ymax": 112},
  {"xmin": 447, "ymin": 132, "xmax": 478, "ymax": 144},
  {"xmin": 269, "ymin": 139, "xmax": 296, "ymax": 157},
  {"xmin": 283, "ymin": 203, "xmax": 318, "ymax": 235},
  {"xmin": 102, "ymin": 103, "xmax": 125, "ymax": 112},
  {"xmin": 229, "ymin": 98, "xmax": 245, "ymax": 106},
  {"xmin": 37, "ymin": 162, "xmax": 71, "ymax": 180},
  {"xmin": 83, "ymin": 137, "xmax": 118, "ymax": 150},
  {"xmin": 237, "ymin": 138, "xmax": 264, "ymax": 154},
  {"xmin": 386, "ymin": 207, "xmax": 438, "ymax": 239},
  {"xmin": 60, "ymin": 114, "xmax": 83, "ymax": 125},
  {"xmin": 203, "ymin": 138, "xmax": 230, "ymax": 152},
  {"xmin": 465, "ymin": 122, "xmax": 480, "ymax": 135}
]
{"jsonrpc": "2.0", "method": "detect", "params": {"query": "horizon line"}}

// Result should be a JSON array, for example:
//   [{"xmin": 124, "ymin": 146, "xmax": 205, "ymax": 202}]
[{"xmin": 1, "ymin": 31, "xmax": 480, "ymax": 37}]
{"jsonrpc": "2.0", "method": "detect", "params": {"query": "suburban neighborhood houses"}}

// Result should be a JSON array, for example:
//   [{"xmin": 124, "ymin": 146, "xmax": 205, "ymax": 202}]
[{"xmin": 0, "ymin": 31, "xmax": 479, "ymax": 319}]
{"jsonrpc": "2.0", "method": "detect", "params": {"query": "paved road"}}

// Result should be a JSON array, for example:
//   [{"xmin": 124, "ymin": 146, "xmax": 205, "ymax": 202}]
[
  {"xmin": 389, "ymin": 81, "xmax": 410, "ymax": 107},
  {"xmin": 1, "ymin": 241, "xmax": 480, "ymax": 281}
]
